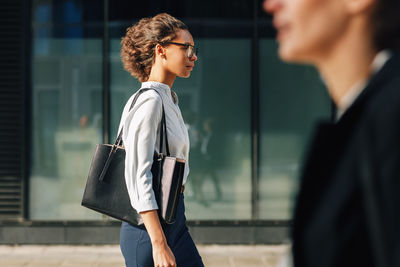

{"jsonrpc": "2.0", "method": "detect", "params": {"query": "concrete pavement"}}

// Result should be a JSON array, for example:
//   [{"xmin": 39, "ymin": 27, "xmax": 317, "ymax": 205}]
[{"xmin": 0, "ymin": 244, "xmax": 290, "ymax": 267}]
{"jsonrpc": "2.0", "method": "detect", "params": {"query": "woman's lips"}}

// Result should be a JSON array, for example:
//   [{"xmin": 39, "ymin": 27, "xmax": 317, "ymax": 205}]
[
  {"xmin": 276, "ymin": 25, "xmax": 290, "ymax": 41},
  {"xmin": 273, "ymin": 19, "xmax": 290, "ymax": 41}
]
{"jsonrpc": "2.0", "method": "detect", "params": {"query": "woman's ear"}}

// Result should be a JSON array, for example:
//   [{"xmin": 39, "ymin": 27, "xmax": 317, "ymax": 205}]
[
  {"xmin": 345, "ymin": 0, "xmax": 376, "ymax": 14},
  {"xmin": 155, "ymin": 44, "xmax": 166, "ymax": 59}
]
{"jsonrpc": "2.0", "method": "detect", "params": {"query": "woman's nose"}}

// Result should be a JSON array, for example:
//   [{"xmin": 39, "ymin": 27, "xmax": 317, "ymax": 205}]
[
  {"xmin": 190, "ymin": 53, "xmax": 198, "ymax": 61},
  {"xmin": 263, "ymin": 0, "xmax": 283, "ymax": 14}
]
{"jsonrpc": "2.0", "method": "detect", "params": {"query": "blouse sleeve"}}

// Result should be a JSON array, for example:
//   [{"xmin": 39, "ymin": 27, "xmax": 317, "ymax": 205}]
[{"xmin": 122, "ymin": 91, "xmax": 162, "ymax": 213}]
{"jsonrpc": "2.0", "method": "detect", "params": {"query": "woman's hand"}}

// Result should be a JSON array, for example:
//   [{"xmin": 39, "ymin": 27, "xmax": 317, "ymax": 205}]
[
  {"xmin": 140, "ymin": 210, "xmax": 176, "ymax": 267},
  {"xmin": 152, "ymin": 239, "xmax": 176, "ymax": 267}
]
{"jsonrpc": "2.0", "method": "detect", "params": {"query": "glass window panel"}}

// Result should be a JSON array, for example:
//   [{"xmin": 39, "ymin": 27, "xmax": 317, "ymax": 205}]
[
  {"xmin": 259, "ymin": 39, "xmax": 331, "ymax": 219},
  {"xmin": 109, "ymin": 0, "xmax": 252, "ymax": 21},
  {"xmin": 110, "ymin": 38, "xmax": 141, "ymax": 141},
  {"xmin": 110, "ymin": 34, "xmax": 252, "ymax": 220},
  {"xmin": 30, "ymin": 1, "xmax": 334, "ymax": 222},
  {"xmin": 176, "ymin": 39, "xmax": 252, "ymax": 220},
  {"xmin": 30, "ymin": 0, "xmax": 103, "ymax": 220}
]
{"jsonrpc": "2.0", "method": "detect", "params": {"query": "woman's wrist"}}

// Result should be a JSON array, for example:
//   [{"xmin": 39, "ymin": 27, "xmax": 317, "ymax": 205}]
[
  {"xmin": 140, "ymin": 209, "xmax": 168, "ymax": 247},
  {"xmin": 151, "ymin": 235, "xmax": 167, "ymax": 247}
]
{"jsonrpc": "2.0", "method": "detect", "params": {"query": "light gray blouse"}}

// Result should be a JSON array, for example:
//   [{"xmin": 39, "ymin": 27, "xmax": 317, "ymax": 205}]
[{"xmin": 118, "ymin": 81, "xmax": 190, "ymax": 213}]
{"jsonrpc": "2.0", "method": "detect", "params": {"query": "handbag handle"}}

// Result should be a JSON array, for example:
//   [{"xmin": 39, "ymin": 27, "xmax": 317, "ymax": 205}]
[{"xmin": 99, "ymin": 88, "xmax": 170, "ymax": 182}]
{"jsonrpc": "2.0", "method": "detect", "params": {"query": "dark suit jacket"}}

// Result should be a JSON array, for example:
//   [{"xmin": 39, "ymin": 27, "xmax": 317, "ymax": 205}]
[{"xmin": 293, "ymin": 52, "xmax": 400, "ymax": 267}]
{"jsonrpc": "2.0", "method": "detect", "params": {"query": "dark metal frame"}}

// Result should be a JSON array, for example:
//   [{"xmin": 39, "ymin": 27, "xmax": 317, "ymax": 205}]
[
  {"xmin": 0, "ymin": 219, "xmax": 290, "ymax": 244},
  {"xmin": 4, "ymin": 219, "xmax": 290, "ymax": 228},
  {"xmin": 22, "ymin": 0, "xmax": 32, "ymax": 221},
  {"xmin": 102, "ymin": 0, "xmax": 111, "ymax": 144},
  {"xmin": 251, "ymin": 0, "xmax": 261, "ymax": 220}
]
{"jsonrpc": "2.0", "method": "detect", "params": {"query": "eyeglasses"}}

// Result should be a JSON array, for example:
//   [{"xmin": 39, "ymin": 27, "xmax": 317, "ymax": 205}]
[{"xmin": 162, "ymin": 41, "xmax": 199, "ymax": 58}]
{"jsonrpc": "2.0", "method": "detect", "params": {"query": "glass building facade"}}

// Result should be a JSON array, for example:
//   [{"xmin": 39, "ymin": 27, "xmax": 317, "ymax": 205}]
[{"xmin": 28, "ymin": 0, "xmax": 330, "ymax": 225}]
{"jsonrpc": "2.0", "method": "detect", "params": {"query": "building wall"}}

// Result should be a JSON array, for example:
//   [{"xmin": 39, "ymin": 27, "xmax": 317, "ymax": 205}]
[
  {"xmin": 0, "ymin": 0, "xmax": 331, "ymax": 244},
  {"xmin": 0, "ymin": 0, "xmax": 30, "ymax": 222}
]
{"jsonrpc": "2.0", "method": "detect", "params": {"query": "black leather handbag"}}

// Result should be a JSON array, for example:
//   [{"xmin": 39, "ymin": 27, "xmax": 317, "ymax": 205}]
[{"xmin": 81, "ymin": 88, "xmax": 185, "ymax": 225}]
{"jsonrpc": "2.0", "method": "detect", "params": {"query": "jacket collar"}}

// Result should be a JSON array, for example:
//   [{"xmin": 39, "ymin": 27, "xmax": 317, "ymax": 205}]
[{"xmin": 337, "ymin": 51, "xmax": 399, "ymax": 127}]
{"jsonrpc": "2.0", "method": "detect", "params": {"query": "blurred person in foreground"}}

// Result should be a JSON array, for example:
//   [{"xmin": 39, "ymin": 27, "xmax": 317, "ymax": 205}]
[{"xmin": 264, "ymin": 0, "xmax": 400, "ymax": 266}]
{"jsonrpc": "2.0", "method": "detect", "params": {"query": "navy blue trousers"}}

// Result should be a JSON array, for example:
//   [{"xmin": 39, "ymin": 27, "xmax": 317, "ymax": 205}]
[{"xmin": 120, "ymin": 195, "xmax": 204, "ymax": 267}]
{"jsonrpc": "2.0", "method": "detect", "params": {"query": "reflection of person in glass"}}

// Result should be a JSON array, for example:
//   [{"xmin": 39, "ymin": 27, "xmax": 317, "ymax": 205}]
[
  {"xmin": 265, "ymin": 0, "xmax": 400, "ymax": 266},
  {"xmin": 118, "ymin": 13, "xmax": 203, "ymax": 267},
  {"xmin": 191, "ymin": 118, "xmax": 222, "ymax": 205}
]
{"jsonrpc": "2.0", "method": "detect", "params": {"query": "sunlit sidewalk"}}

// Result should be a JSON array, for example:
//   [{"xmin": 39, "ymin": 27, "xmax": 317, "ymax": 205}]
[{"xmin": 0, "ymin": 244, "xmax": 290, "ymax": 267}]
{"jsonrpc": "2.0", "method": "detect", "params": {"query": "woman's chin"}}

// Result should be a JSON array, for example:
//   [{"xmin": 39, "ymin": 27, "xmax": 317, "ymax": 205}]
[
  {"xmin": 279, "ymin": 45, "xmax": 296, "ymax": 62},
  {"xmin": 179, "ymin": 72, "xmax": 191, "ymax": 78},
  {"xmin": 279, "ymin": 45, "xmax": 311, "ymax": 64}
]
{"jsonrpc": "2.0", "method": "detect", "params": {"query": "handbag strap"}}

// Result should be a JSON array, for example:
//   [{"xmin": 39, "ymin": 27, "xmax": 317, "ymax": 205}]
[
  {"xmin": 115, "ymin": 88, "xmax": 170, "ymax": 155},
  {"xmin": 98, "ymin": 88, "xmax": 170, "ymax": 182}
]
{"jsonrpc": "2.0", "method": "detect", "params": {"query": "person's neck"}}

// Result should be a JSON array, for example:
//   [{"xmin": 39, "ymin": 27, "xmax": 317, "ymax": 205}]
[
  {"xmin": 147, "ymin": 64, "xmax": 175, "ymax": 88},
  {"xmin": 315, "ymin": 21, "xmax": 377, "ymax": 106}
]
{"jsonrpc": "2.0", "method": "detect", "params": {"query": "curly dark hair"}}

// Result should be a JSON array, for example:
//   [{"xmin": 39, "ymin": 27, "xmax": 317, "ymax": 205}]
[
  {"xmin": 372, "ymin": 0, "xmax": 400, "ymax": 51},
  {"xmin": 120, "ymin": 13, "xmax": 188, "ymax": 82}
]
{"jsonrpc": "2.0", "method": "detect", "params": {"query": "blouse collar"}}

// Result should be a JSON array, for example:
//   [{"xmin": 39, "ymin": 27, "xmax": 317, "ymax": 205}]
[
  {"xmin": 141, "ymin": 81, "xmax": 171, "ymax": 93},
  {"xmin": 141, "ymin": 81, "xmax": 178, "ymax": 104}
]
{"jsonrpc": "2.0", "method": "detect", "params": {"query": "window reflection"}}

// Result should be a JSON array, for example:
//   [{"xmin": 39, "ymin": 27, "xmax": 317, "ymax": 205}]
[
  {"xmin": 29, "ymin": 0, "xmax": 331, "ymax": 221},
  {"xmin": 30, "ymin": 0, "xmax": 103, "ymax": 220},
  {"xmin": 259, "ymin": 40, "xmax": 331, "ymax": 219},
  {"xmin": 110, "ymin": 38, "xmax": 252, "ymax": 220}
]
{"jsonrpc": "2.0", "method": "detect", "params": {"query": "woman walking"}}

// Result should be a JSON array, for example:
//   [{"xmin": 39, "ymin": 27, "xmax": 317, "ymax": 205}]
[{"xmin": 118, "ymin": 13, "xmax": 203, "ymax": 267}]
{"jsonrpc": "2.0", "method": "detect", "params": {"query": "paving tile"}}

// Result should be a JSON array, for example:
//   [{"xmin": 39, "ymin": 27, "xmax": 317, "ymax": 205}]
[
  {"xmin": 29, "ymin": 259, "xmax": 63, "ymax": 264},
  {"xmin": 44, "ymin": 245, "xmax": 77, "ymax": 253},
  {"xmin": 100, "ymin": 254, "xmax": 118, "ymax": 257},
  {"xmin": 60, "ymin": 264, "xmax": 94, "ymax": 267},
  {"xmin": 96, "ymin": 258, "xmax": 124, "ymax": 262},
  {"xmin": 95, "ymin": 261, "xmax": 125, "ymax": 267},
  {"xmin": 75, "ymin": 245, "xmax": 121, "ymax": 253},
  {"xmin": 0, "ymin": 258, "xmax": 29, "ymax": 267},
  {"xmin": 0, "ymin": 244, "xmax": 288, "ymax": 267},
  {"xmin": 233, "ymin": 256, "xmax": 265, "ymax": 267},
  {"xmin": 0, "ymin": 263, "xmax": 27, "ymax": 267},
  {"xmin": 0, "ymin": 245, "xmax": 14, "ymax": 254},
  {"xmin": 202, "ymin": 256, "xmax": 231, "ymax": 267},
  {"xmin": 61, "ymin": 253, "xmax": 99, "ymax": 260},
  {"xmin": 26, "ymin": 262, "xmax": 62, "ymax": 267},
  {"xmin": 10, "ymin": 245, "xmax": 46, "ymax": 255},
  {"xmin": 63, "ymin": 258, "xmax": 99, "ymax": 264}
]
